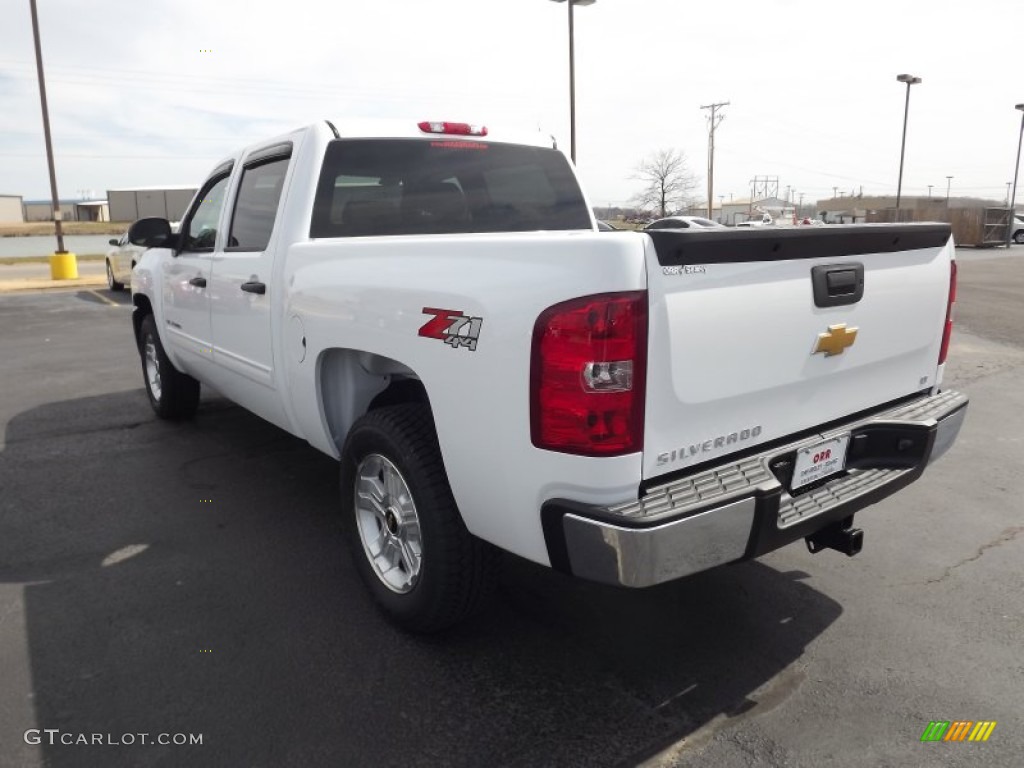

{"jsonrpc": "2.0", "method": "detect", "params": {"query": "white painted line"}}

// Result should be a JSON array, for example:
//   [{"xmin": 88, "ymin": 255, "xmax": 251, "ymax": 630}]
[{"xmin": 101, "ymin": 543, "xmax": 150, "ymax": 567}]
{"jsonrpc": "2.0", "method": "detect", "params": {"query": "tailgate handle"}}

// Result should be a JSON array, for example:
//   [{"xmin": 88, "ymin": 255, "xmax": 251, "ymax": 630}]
[{"xmin": 811, "ymin": 263, "xmax": 864, "ymax": 307}]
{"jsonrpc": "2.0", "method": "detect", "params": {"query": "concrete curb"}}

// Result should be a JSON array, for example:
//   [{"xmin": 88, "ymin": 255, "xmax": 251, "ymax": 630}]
[{"xmin": 0, "ymin": 276, "xmax": 108, "ymax": 294}]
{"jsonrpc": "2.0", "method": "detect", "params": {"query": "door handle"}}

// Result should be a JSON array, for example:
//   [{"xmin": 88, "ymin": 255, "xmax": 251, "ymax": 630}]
[
  {"xmin": 189, "ymin": 276, "xmax": 207, "ymax": 288},
  {"xmin": 240, "ymin": 280, "xmax": 266, "ymax": 295}
]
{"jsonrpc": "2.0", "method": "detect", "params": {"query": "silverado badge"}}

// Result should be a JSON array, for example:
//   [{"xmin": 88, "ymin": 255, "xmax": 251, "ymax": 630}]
[{"xmin": 813, "ymin": 323, "xmax": 858, "ymax": 357}]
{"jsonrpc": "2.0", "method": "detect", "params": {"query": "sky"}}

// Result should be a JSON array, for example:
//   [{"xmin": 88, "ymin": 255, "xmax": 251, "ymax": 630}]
[{"xmin": 1, "ymin": 0, "xmax": 1023, "ymax": 210}]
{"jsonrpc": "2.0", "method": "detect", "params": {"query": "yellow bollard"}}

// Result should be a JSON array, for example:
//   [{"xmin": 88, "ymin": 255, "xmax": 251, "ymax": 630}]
[{"xmin": 49, "ymin": 251, "xmax": 78, "ymax": 280}]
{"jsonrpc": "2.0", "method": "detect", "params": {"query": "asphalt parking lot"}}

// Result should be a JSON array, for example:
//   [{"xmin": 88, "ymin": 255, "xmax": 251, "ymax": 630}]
[{"xmin": 1, "ymin": 249, "xmax": 1022, "ymax": 768}]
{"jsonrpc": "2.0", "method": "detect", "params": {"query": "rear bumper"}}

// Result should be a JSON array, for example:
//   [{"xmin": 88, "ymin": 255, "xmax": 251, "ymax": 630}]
[{"xmin": 542, "ymin": 390, "xmax": 968, "ymax": 588}]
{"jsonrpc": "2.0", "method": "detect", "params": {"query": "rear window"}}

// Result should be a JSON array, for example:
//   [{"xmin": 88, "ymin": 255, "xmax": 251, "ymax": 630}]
[{"xmin": 310, "ymin": 139, "xmax": 590, "ymax": 238}]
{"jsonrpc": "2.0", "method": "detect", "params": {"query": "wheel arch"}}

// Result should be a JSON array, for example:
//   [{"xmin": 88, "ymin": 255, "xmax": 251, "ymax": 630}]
[
  {"xmin": 132, "ymin": 293, "xmax": 154, "ymax": 348},
  {"xmin": 317, "ymin": 348, "xmax": 431, "ymax": 455}
]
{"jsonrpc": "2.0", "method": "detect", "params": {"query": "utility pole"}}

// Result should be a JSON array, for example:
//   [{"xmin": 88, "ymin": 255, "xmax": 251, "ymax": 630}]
[
  {"xmin": 701, "ymin": 101, "xmax": 729, "ymax": 219},
  {"xmin": 945, "ymin": 175, "xmax": 953, "ymax": 206},
  {"xmin": 928, "ymin": 184, "xmax": 933, "ymax": 198}
]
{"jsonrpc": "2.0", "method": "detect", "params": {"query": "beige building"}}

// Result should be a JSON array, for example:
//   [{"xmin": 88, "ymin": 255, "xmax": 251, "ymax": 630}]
[{"xmin": 0, "ymin": 194, "xmax": 25, "ymax": 223}]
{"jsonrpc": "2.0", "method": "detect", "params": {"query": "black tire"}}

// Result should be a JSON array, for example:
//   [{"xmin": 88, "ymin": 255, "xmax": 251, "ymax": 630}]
[
  {"xmin": 138, "ymin": 314, "xmax": 200, "ymax": 420},
  {"xmin": 1014, "ymin": 230, "xmax": 1024, "ymax": 245},
  {"xmin": 340, "ymin": 404, "xmax": 497, "ymax": 633},
  {"xmin": 106, "ymin": 260, "xmax": 125, "ymax": 292}
]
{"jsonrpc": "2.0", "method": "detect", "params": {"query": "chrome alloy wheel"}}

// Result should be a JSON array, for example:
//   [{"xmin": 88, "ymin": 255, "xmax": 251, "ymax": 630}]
[
  {"xmin": 144, "ymin": 337, "xmax": 162, "ymax": 401},
  {"xmin": 106, "ymin": 261, "xmax": 115, "ymax": 288},
  {"xmin": 354, "ymin": 453, "xmax": 423, "ymax": 593}
]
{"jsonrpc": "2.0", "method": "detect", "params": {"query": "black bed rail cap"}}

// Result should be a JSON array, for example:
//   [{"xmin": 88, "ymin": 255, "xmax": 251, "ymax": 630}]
[{"xmin": 646, "ymin": 223, "xmax": 953, "ymax": 266}]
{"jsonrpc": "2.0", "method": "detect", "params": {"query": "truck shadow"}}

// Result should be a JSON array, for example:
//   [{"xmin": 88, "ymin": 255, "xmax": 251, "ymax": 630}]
[{"xmin": 1, "ymin": 392, "xmax": 841, "ymax": 768}]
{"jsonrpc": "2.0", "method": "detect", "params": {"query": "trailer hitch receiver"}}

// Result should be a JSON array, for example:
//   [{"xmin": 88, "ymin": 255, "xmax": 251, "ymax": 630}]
[{"xmin": 805, "ymin": 516, "xmax": 863, "ymax": 557}]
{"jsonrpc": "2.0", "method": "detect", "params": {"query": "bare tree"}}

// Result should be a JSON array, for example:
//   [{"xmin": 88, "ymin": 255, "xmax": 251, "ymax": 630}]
[{"xmin": 630, "ymin": 149, "xmax": 700, "ymax": 218}]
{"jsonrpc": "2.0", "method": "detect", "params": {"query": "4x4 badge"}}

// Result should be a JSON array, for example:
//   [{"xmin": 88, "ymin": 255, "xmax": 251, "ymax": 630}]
[
  {"xmin": 813, "ymin": 323, "xmax": 858, "ymax": 357},
  {"xmin": 419, "ymin": 308, "xmax": 483, "ymax": 351}
]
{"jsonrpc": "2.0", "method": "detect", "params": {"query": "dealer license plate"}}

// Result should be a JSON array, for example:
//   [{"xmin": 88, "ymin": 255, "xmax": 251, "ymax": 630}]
[{"xmin": 791, "ymin": 434, "xmax": 850, "ymax": 491}]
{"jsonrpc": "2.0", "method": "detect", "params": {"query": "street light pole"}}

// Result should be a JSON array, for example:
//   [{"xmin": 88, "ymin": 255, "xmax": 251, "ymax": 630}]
[
  {"xmin": 29, "ymin": 0, "xmax": 65, "ymax": 254},
  {"xmin": 895, "ymin": 73, "xmax": 921, "ymax": 215},
  {"xmin": 1007, "ymin": 103, "xmax": 1024, "ymax": 247},
  {"xmin": 550, "ymin": 0, "xmax": 595, "ymax": 165}
]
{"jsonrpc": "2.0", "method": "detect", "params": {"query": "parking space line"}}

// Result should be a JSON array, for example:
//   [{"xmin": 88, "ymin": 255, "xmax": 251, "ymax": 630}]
[{"xmin": 86, "ymin": 289, "xmax": 119, "ymax": 307}]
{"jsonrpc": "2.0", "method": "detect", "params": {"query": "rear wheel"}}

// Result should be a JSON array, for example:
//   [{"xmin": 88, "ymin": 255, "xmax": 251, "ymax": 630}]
[
  {"xmin": 106, "ymin": 260, "xmax": 125, "ymax": 292},
  {"xmin": 138, "ymin": 314, "xmax": 200, "ymax": 420},
  {"xmin": 340, "ymin": 404, "xmax": 497, "ymax": 633},
  {"xmin": 1014, "ymin": 230, "xmax": 1024, "ymax": 245}
]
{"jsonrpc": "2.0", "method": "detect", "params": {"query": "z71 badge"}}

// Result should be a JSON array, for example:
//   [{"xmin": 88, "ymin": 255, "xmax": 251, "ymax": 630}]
[{"xmin": 418, "ymin": 308, "xmax": 483, "ymax": 351}]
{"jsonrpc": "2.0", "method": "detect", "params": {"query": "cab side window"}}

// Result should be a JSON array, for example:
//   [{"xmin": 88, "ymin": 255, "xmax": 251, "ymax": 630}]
[
  {"xmin": 227, "ymin": 156, "xmax": 290, "ymax": 251},
  {"xmin": 182, "ymin": 175, "xmax": 231, "ymax": 252}
]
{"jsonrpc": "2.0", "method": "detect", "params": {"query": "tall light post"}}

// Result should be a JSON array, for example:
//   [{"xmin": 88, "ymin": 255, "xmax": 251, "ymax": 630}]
[
  {"xmin": 1007, "ymin": 104, "xmax": 1024, "ymax": 247},
  {"xmin": 550, "ymin": 0, "xmax": 595, "ymax": 164},
  {"xmin": 895, "ymin": 73, "xmax": 922, "ymax": 215},
  {"xmin": 29, "ymin": 0, "xmax": 78, "ymax": 281},
  {"xmin": 945, "ymin": 175, "xmax": 953, "ymax": 206}
]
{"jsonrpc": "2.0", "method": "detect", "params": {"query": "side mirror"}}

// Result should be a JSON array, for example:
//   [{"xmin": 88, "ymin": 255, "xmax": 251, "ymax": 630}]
[
  {"xmin": 128, "ymin": 217, "xmax": 172, "ymax": 248},
  {"xmin": 108, "ymin": 238, "xmax": 119, "ymax": 246}
]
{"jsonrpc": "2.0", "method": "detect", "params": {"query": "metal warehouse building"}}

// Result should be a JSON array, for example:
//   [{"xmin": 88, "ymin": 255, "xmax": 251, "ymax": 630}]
[
  {"xmin": 107, "ymin": 186, "xmax": 197, "ymax": 223},
  {"xmin": 23, "ymin": 199, "xmax": 110, "ymax": 222},
  {"xmin": 0, "ymin": 194, "xmax": 25, "ymax": 223}
]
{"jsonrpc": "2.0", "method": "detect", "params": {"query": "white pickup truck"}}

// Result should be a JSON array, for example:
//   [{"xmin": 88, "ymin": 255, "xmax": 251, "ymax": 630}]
[{"xmin": 128, "ymin": 119, "xmax": 967, "ymax": 632}]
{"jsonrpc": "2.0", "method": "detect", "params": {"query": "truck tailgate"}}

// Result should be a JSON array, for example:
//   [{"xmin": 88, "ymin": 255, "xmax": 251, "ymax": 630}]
[{"xmin": 642, "ymin": 224, "xmax": 954, "ymax": 481}]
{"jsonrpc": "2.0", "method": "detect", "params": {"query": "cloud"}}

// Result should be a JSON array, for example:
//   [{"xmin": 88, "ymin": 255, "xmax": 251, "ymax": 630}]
[{"xmin": 1, "ymin": 0, "xmax": 1021, "ymax": 205}]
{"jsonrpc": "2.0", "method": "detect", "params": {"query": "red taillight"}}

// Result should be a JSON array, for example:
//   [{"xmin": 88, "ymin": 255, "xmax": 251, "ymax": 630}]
[
  {"xmin": 938, "ymin": 260, "xmax": 957, "ymax": 364},
  {"xmin": 531, "ymin": 292, "xmax": 647, "ymax": 456},
  {"xmin": 417, "ymin": 121, "xmax": 488, "ymax": 136}
]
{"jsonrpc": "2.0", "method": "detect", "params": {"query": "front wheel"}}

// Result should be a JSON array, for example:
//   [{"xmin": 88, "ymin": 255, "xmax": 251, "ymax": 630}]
[
  {"xmin": 340, "ymin": 404, "xmax": 497, "ymax": 633},
  {"xmin": 1014, "ymin": 230, "xmax": 1024, "ymax": 245},
  {"xmin": 106, "ymin": 260, "xmax": 124, "ymax": 292},
  {"xmin": 138, "ymin": 314, "xmax": 200, "ymax": 420}
]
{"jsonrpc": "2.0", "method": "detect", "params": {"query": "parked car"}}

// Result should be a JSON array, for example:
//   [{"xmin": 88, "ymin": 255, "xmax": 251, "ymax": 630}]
[
  {"xmin": 107, "ymin": 223, "xmax": 180, "ymax": 291},
  {"xmin": 645, "ymin": 216, "xmax": 724, "ymax": 230},
  {"xmin": 105, "ymin": 232, "xmax": 144, "ymax": 291},
  {"xmin": 736, "ymin": 213, "xmax": 775, "ymax": 228},
  {"xmin": 1012, "ymin": 215, "xmax": 1024, "ymax": 244}
]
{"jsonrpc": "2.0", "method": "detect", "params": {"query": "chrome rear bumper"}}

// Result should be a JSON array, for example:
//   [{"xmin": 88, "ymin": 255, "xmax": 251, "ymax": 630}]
[{"xmin": 543, "ymin": 390, "xmax": 968, "ymax": 588}]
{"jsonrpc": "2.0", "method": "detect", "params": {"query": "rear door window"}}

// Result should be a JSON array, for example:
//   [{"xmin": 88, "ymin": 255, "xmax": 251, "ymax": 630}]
[{"xmin": 310, "ymin": 139, "xmax": 590, "ymax": 237}]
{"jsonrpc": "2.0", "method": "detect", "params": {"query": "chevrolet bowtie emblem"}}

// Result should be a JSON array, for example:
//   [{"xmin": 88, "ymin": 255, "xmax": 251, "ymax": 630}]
[{"xmin": 814, "ymin": 323, "xmax": 858, "ymax": 356}]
